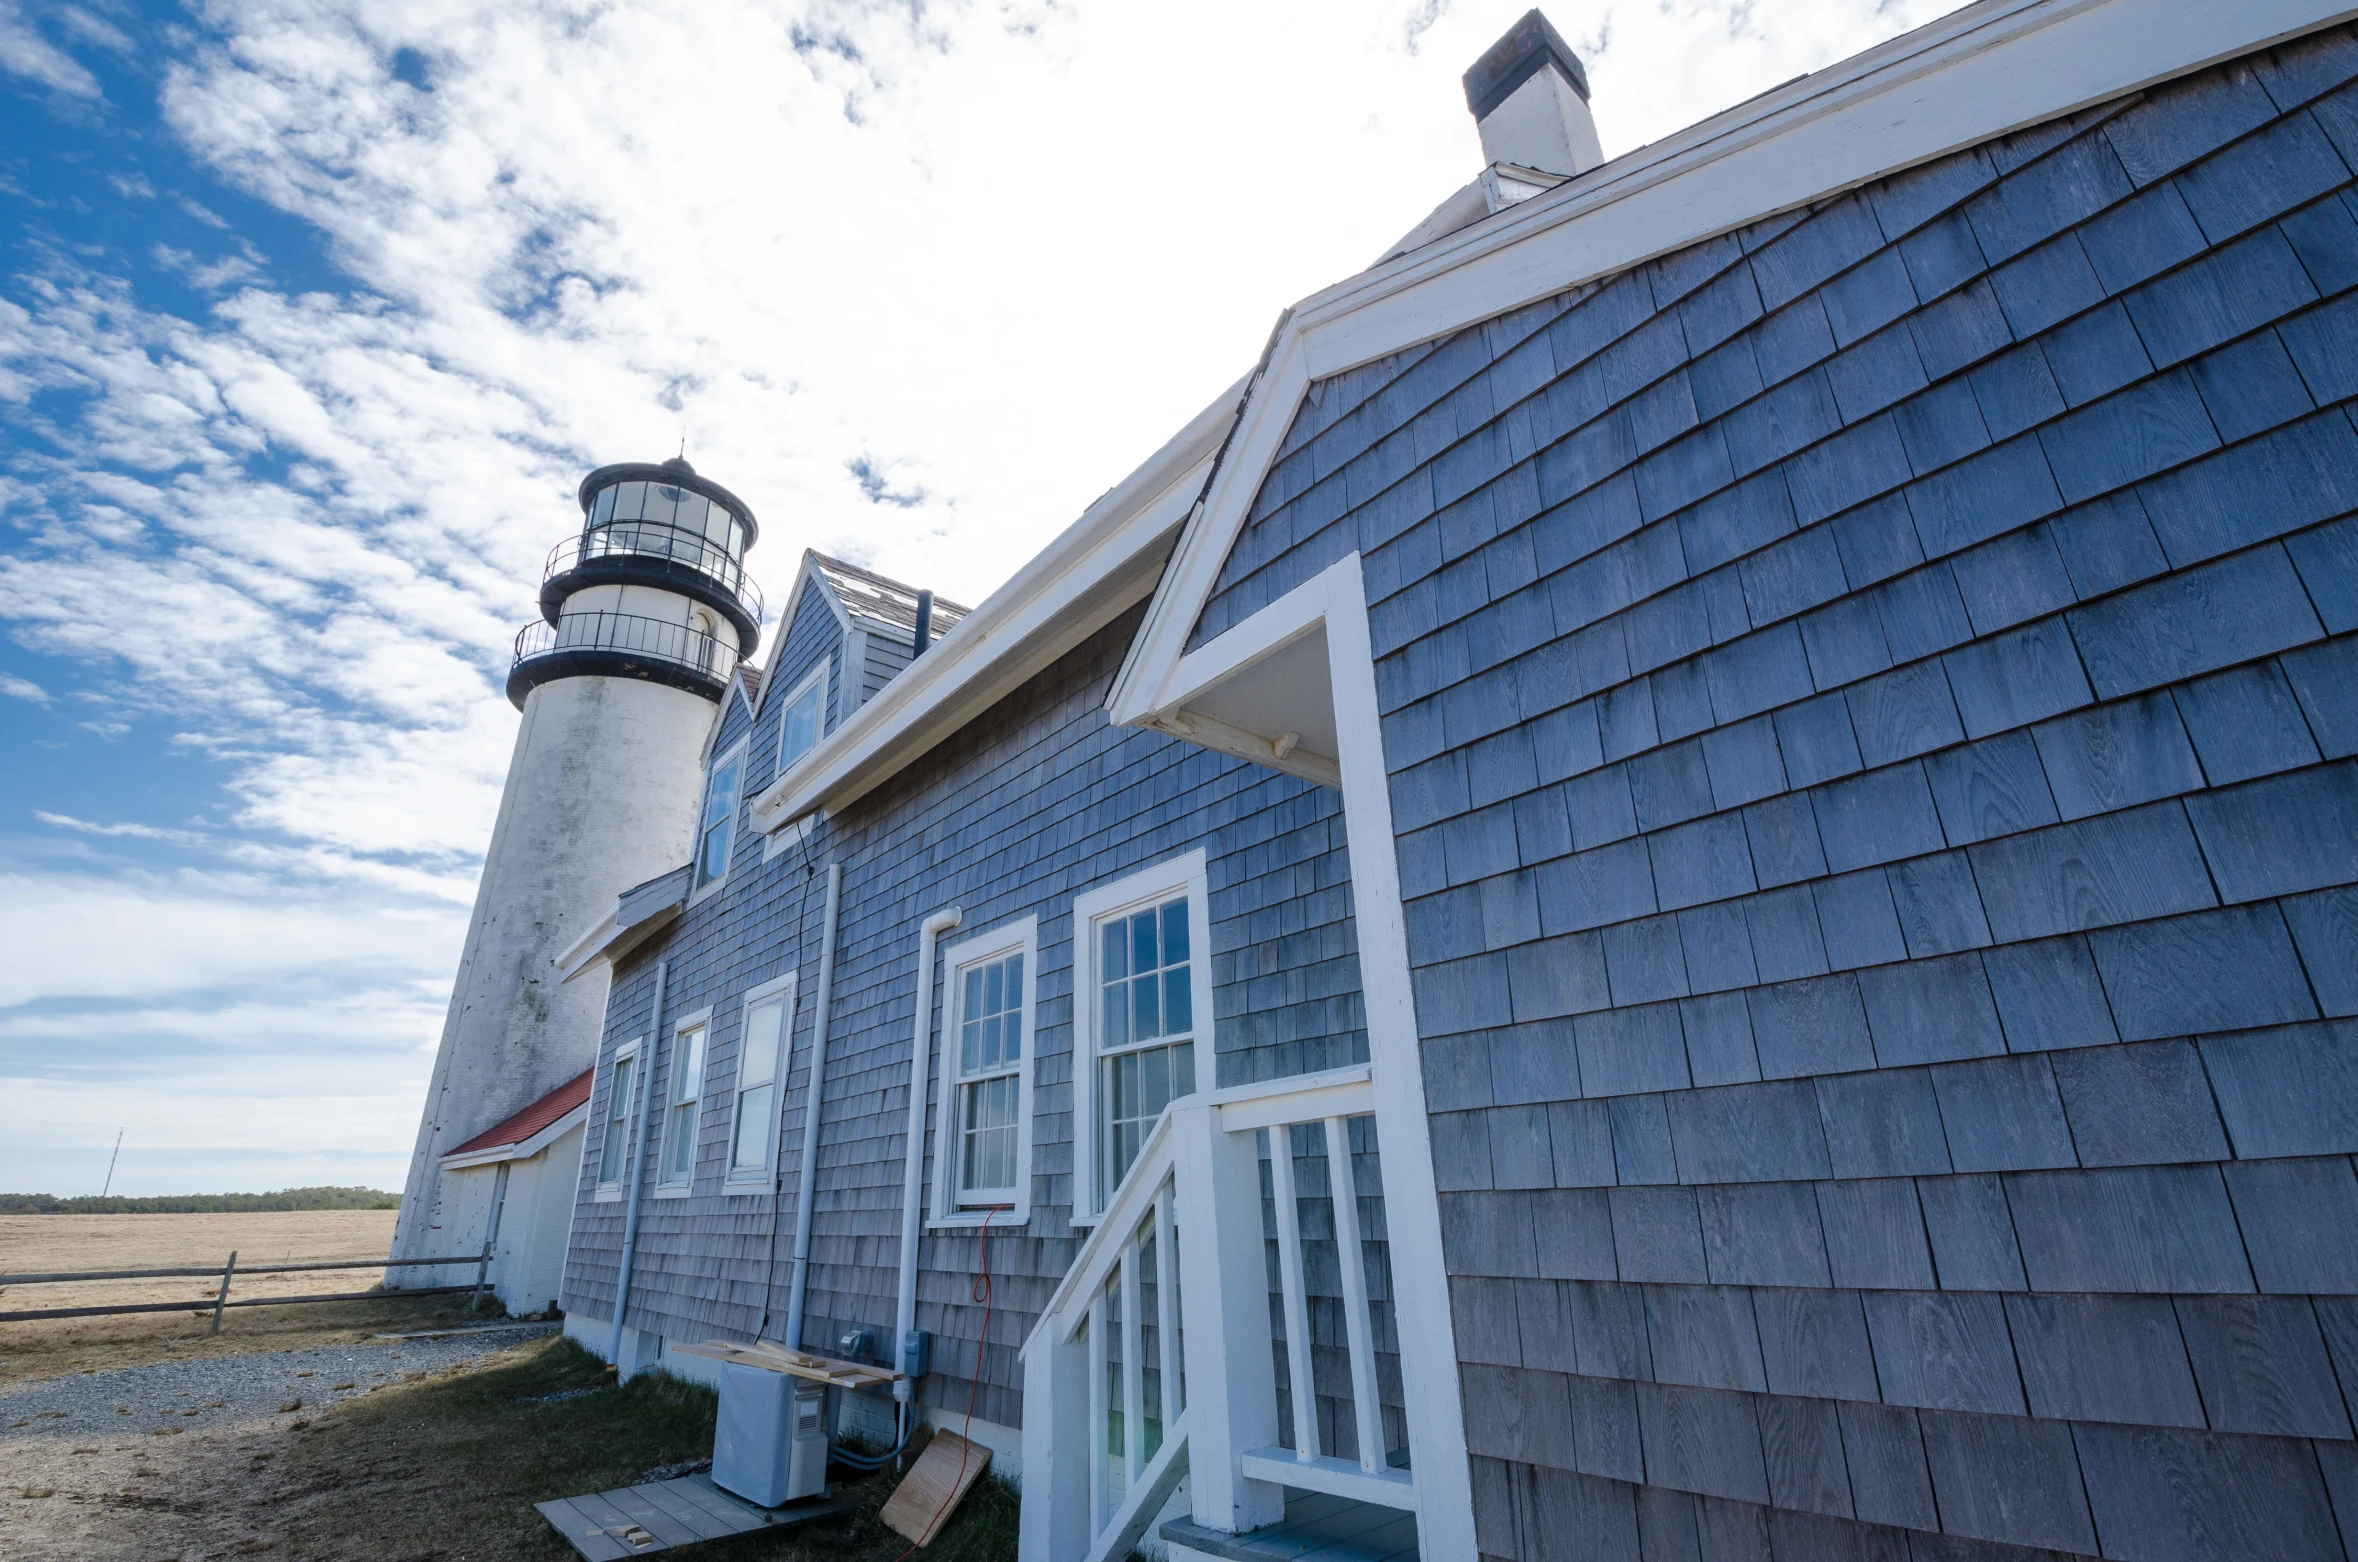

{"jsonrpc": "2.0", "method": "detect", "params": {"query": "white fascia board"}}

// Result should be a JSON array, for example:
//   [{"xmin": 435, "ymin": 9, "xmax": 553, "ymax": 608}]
[
  {"xmin": 557, "ymin": 903, "xmax": 681, "ymax": 984},
  {"xmin": 438, "ymin": 1104, "xmax": 589, "ymax": 1170},
  {"xmin": 746, "ymin": 376, "xmax": 1248, "ymax": 831},
  {"xmin": 1110, "ymin": 0, "xmax": 2355, "ymax": 727},
  {"xmin": 754, "ymin": 555, "xmax": 853, "ymax": 718}
]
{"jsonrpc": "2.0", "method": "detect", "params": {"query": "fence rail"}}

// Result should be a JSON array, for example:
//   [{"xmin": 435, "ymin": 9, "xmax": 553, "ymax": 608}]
[{"xmin": 0, "ymin": 1249, "xmax": 493, "ymax": 1329}]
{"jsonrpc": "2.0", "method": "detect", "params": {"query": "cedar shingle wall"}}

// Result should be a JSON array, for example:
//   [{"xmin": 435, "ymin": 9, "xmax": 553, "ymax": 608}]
[
  {"xmin": 1197, "ymin": 27, "xmax": 2358, "ymax": 1561},
  {"xmin": 563, "ymin": 589, "xmax": 1372, "ymax": 1430}
]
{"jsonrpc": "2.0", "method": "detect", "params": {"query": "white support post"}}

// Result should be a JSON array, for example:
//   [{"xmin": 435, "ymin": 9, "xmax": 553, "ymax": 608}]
[
  {"xmin": 1018, "ymin": 1300, "xmax": 1094, "ymax": 1562},
  {"xmin": 1324, "ymin": 1117, "xmax": 1387, "ymax": 1472},
  {"xmin": 1266, "ymin": 1124, "xmax": 1321, "ymax": 1462},
  {"xmin": 1120, "ymin": 1229, "xmax": 1146, "ymax": 1489},
  {"xmin": 1087, "ymin": 1288, "xmax": 1109, "ymax": 1538},
  {"xmin": 1155, "ymin": 1181, "xmax": 1182, "ymax": 1428},
  {"xmin": 1171, "ymin": 1099, "xmax": 1284, "ymax": 1535}
]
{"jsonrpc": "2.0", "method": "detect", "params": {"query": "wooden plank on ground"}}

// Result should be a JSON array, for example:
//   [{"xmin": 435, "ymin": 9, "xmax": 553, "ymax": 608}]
[
  {"xmin": 535, "ymin": 1495, "xmax": 643, "ymax": 1560},
  {"xmin": 566, "ymin": 1491, "xmax": 664, "ymax": 1554},
  {"xmin": 647, "ymin": 1474, "xmax": 756, "ymax": 1531},
  {"xmin": 597, "ymin": 1485, "xmax": 703, "ymax": 1550},
  {"xmin": 627, "ymin": 1481, "xmax": 736, "ymax": 1541},
  {"xmin": 881, "ymin": 1432, "xmax": 992, "ymax": 1546}
]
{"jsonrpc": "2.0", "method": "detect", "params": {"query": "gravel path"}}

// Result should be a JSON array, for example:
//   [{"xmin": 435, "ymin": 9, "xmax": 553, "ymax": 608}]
[{"xmin": 0, "ymin": 1322, "xmax": 558, "ymax": 1443}]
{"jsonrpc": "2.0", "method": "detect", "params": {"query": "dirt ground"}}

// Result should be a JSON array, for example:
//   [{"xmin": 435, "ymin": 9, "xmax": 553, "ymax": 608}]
[
  {"xmin": 1, "ymin": 1333, "xmax": 1017, "ymax": 1562},
  {"xmin": 0, "ymin": 1211, "xmax": 496, "ymax": 1383}
]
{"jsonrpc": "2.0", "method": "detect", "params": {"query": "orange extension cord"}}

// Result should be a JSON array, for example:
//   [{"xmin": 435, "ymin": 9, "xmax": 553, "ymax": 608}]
[{"xmin": 895, "ymin": 1201, "xmax": 1010, "ymax": 1557}]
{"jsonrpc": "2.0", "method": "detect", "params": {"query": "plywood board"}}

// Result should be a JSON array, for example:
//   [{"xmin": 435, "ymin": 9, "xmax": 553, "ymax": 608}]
[
  {"xmin": 880, "ymin": 1431, "xmax": 992, "ymax": 1547},
  {"xmin": 672, "ymin": 1338, "xmax": 899, "ymax": 1389}
]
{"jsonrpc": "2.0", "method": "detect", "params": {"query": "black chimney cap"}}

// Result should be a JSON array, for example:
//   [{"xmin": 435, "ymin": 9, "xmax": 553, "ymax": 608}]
[{"xmin": 1462, "ymin": 9, "xmax": 1589, "ymax": 120}]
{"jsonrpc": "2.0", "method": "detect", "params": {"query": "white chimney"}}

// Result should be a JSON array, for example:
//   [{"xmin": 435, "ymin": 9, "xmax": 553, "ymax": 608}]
[{"xmin": 1463, "ymin": 10, "xmax": 1602, "ymax": 179}]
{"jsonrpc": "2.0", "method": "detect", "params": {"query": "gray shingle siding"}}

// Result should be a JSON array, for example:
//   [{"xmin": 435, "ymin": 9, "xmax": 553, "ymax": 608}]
[
  {"xmin": 1203, "ymin": 27, "xmax": 2358, "ymax": 1561},
  {"xmin": 563, "ymin": 595, "xmax": 1376, "ymax": 1434}
]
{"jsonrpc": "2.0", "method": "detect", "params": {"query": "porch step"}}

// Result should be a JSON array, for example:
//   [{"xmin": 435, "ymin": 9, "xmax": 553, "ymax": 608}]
[{"xmin": 1160, "ymin": 1490, "xmax": 1417, "ymax": 1562}]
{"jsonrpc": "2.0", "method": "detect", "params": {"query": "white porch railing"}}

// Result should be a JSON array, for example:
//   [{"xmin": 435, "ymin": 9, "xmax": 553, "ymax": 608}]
[{"xmin": 1020, "ymin": 1064, "xmax": 1413, "ymax": 1562}]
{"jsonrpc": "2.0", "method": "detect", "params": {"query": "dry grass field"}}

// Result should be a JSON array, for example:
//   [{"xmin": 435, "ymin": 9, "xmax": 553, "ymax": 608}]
[{"xmin": 0, "ymin": 1210, "xmax": 485, "ymax": 1382}]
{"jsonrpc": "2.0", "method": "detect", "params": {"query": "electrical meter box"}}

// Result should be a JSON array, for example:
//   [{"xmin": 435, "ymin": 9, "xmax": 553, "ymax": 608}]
[{"xmin": 713, "ymin": 1363, "xmax": 830, "ymax": 1506}]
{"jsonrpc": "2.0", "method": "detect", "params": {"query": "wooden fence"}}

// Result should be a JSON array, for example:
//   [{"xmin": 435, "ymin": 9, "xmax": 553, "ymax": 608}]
[{"xmin": 0, "ymin": 1249, "xmax": 493, "ymax": 1330}]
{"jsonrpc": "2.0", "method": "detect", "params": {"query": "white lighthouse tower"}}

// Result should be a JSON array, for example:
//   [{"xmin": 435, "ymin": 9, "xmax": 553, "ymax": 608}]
[{"xmin": 387, "ymin": 457, "xmax": 763, "ymax": 1275}]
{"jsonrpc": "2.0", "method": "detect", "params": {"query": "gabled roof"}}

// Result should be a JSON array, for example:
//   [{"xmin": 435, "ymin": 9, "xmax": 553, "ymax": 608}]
[
  {"xmin": 815, "ymin": 553, "xmax": 971, "ymax": 638},
  {"xmin": 557, "ymin": 863, "xmax": 694, "ymax": 982},
  {"xmin": 1106, "ymin": 0, "xmax": 2338, "ymax": 724},
  {"xmin": 440, "ymin": 1069, "xmax": 593, "ymax": 1167},
  {"xmin": 756, "ymin": 551, "xmax": 972, "ymax": 716},
  {"xmin": 746, "ymin": 379, "xmax": 1244, "ymax": 830}
]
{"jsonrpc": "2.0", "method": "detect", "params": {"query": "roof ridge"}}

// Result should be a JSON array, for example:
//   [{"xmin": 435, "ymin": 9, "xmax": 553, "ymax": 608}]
[{"xmin": 810, "ymin": 549, "xmax": 972, "ymax": 616}]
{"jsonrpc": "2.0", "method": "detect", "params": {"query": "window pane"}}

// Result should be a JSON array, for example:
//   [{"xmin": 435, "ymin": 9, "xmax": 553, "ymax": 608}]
[
  {"xmin": 984, "ymin": 961, "xmax": 1004, "ymax": 1020},
  {"xmin": 1163, "ymin": 968, "xmax": 1191, "ymax": 1038},
  {"xmin": 1102, "ymin": 920, "xmax": 1128, "ymax": 981},
  {"xmin": 677, "ymin": 1026, "xmax": 706, "ymax": 1101},
  {"xmin": 781, "ymin": 687, "xmax": 821, "ymax": 765},
  {"xmin": 1131, "ymin": 910, "xmax": 1157, "ymax": 977},
  {"xmin": 1005, "ymin": 954, "xmax": 1023, "ymax": 1061},
  {"xmin": 961, "ymin": 1016, "xmax": 980, "ymax": 1075},
  {"xmin": 741, "ymin": 999, "xmax": 783, "ymax": 1090},
  {"xmin": 731, "ymin": 1082, "xmax": 773, "ymax": 1170},
  {"xmin": 1101, "ymin": 977, "xmax": 1130, "ymax": 1050},
  {"xmin": 647, "ymin": 483, "xmax": 681, "ymax": 526},
  {"xmin": 699, "ymin": 821, "xmax": 728, "ymax": 886},
  {"xmin": 592, "ymin": 486, "xmax": 615, "ymax": 526},
  {"xmin": 1174, "ymin": 1040, "xmax": 1195, "ymax": 1099},
  {"xmin": 666, "ymin": 1100, "xmax": 695, "ymax": 1180},
  {"xmin": 614, "ymin": 481, "xmax": 646, "ymax": 521},
  {"xmin": 1161, "ymin": 898, "xmax": 1188, "ymax": 966},
  {"xmin": 599, "ymin": 1057, "xmax": 635, "ymax": 1182},
  {"xmin": 1141, "ymin": 1045, "xmax": 1170, "ymax": 1118},
  {"xmin": 1132, "ymin": 971, "xmax": 1159, "ymax": 1042}
]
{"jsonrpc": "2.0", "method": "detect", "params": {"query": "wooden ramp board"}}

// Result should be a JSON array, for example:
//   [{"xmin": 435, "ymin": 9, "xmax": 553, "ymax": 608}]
[
  {"xmin": 538, "ymin": 1473, "xmax": 856, "ymax": 1559},
  {"xmin": 671, "ymin": 1337, "xmax": 900, "ymax": 1390},
  {"xmin": 880, "ymin": 1431, "xmax": 992, "ymax": 1546}
]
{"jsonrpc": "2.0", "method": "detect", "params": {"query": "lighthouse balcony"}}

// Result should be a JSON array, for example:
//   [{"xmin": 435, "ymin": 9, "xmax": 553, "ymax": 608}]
[
  {"xmin": 506, "ymin": 609, "xmax": 740, "ymax": 709},
  {"xmin": 539, "ymin": 522, "xmax": 765, "ymax": 649}
]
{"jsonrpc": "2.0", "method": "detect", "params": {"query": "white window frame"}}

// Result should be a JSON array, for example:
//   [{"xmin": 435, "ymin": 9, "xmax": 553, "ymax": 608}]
[
  {"xmin": 773, "ymin": 661, "xmax": 828, "ymax": 778},
  {"xmin": 692, "ymin": 740, "xmax": 748, "ymax": 900},
  {"xmin": 654, "ymin": 1007, "xmax": 713, "ymax": 1198},
  {"xmin": 1070, "ymin": 851, "xmax": 1213, "ymax": 1226},
  {"xmin": 929, "ymin": 915, "xmax": 1038, "ymax": 1229},
  {"xmin": 725, "ymin": 973, "xmax": 798, "ymax": 1195},
  {"xmin": 592, "ymin": 1036, "xmax": 644, "ymax": 1202}
]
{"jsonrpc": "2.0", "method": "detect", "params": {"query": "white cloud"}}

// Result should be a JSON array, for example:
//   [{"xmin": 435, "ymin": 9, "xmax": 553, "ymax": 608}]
[
  {"xmin": 0, "ymin": 0, "xmax": 1961, "ymax": 1188},
  {"xmin": 0, "ymin": 671, "xmax": 48, "ymax": 702}
]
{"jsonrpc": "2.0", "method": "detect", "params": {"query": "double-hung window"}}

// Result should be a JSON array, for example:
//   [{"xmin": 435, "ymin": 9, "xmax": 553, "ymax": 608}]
[
  {"xmin": 728, "ymin": 975, "xmax": 796, "ymax": 1188},
  {"xmin": 594, "ymin": 1039, "xmax": 642, "ymax": 1199},
  {"xmin": 930, "ymin": 917, "xmax": 1037, "ymax": 1226},
  {"xmin": 659, "ymin": 1014, "xmax": 709, "ymax": 1190},
  {"xmin": 1073, "ymin": 853, "xmax": 1212, "ymax": 1221},
  {"xmin": 775, "ymin": 664, "xmax": 824, "ymax": 774},
  {"xmin": 695, "ymin": 745, "xmax": 744, "ymax": 892}
]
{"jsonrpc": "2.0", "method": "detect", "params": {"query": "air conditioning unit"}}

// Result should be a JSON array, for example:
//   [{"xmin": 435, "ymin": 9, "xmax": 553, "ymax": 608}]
[{"xmin": 713, "ymin": 1363, "xmax": 829, "ymax": 1506}]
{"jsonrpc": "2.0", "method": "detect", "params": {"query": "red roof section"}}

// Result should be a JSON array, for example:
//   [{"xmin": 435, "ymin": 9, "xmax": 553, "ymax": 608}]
[{"xmin": 443, "ymin": 1069, "xmax": 594, "ymax": 1159}]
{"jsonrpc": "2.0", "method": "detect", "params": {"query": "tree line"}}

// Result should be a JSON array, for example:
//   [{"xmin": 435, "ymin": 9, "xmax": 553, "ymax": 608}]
[{"xmin": 0, "ymin": 1186, "xmax": 402, "ymax": 1214}]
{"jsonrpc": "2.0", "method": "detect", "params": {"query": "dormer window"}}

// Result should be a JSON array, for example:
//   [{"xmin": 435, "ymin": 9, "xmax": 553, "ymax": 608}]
[
  {"xmin": 696, "ymin": 745, "xmax": 744, "ymax": 891},
  {"xmin": 776, "ymin": 663, "xmax": 825, "ymax": 773}
]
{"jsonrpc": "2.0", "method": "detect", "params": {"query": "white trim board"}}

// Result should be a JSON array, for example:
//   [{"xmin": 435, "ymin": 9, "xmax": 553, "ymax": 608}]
[
  {"xmin": 1132, "ymin": 555, "xmax": 1477, "ymax": 1561},
  {"xmin": 437, "ymin": 1103, "xmax": 590, "ymax": 1171},
  {"xmin": 1107, "ymin": 0, "xmax": 2356, "ymax": 727},
  {"xmin": 745, "ymin": 378, "xmax": 1246, "ymax": 834}
]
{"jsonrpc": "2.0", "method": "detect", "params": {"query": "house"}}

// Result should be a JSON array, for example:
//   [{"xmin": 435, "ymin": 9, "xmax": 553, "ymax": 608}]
[
  {"xmin": 542, "ymin": 2, "xmax": 2358, "ymax": 1557},
  {"xmin": 431, "ymin": 1069, "xmax": 593, "ymax": 1317}
]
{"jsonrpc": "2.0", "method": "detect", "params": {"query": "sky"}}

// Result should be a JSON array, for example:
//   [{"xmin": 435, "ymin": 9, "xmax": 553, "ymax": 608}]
[{"xmin": 0, "ymin": 0, "xmax": 1961, "ymax": 1197}]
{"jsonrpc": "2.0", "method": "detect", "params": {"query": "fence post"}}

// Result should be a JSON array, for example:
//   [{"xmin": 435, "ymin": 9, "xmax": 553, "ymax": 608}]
[
  {"xmin": 1170, "ymin": 1100, "xmax": 1284, "ymax": 1536},
  {"xmin": 210, "ymin": 1252, "xmax": 237, "ymax": 1333}
]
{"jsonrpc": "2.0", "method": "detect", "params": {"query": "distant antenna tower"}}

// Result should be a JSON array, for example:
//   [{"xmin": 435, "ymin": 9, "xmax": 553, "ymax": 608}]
[{"xmin": 100, "ymin": 1128, "xmax": 123, "ymax": 1198}]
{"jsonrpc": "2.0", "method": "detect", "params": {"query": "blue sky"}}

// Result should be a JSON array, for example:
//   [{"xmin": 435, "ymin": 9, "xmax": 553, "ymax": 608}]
[{"xmin": 0, "ymin": 0, "xmax": 1953, "ymax": 1195}]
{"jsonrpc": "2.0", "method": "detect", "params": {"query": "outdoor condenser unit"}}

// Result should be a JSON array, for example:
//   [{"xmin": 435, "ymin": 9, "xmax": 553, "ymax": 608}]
[{"xmin": 713, "ymin": 1363, "xmax": 829, "ymax": 1506}]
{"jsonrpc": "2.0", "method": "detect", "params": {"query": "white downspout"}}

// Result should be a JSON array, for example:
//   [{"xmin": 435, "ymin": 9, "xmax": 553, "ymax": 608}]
[
  {"xmin": 894, "ymin": 906, "xmax": 962, "ymax": 1429},
  {"xmin": 607, "ymin": 958, "xmax": 667, "ymax": 1377},
  {"xmin": 781, "ymin": 862, "xmax": 843, "ymax": 1352}
]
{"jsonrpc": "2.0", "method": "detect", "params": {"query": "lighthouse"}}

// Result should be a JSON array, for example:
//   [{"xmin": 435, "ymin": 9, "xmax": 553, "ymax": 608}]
[{"xmin": 387, "ymin": 457, "xmax": 763, "ymax": 1276}]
